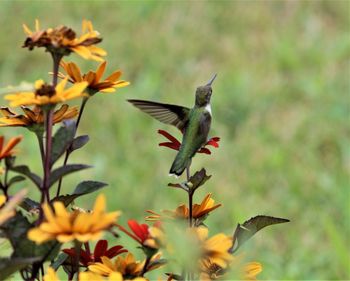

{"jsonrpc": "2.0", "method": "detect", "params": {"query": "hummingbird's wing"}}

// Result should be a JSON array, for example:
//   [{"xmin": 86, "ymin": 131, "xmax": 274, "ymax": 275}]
[{"xmin": 128, "ymin": 99, "xmax": 190, "ymax": 131}]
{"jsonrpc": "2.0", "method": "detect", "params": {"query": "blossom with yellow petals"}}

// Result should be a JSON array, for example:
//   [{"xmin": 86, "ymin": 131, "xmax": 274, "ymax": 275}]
[
  {"xmin": 23, "ymin": 19, "xmax": 106, "ymax": 61},
  {"xmin": 79, "ymin": 271, "xmax": 146, "ymax": 281},
  {"xmin": 27, "ymin": 194, "xmax": 120, "ymax": 244},
  {"xmin": 0, "ymin": 105, "xmax": 78, "ymax": 128},
  {"xmin": 59, "ymin": 61, "xmax": 130, "ymax": 95},
  {"xmin": 43, "ymin": 267, "xmax": 59, "ymax": 281},
  {"xmin": 5, "ymin": 79, "xmax": 87, "ymax": 107}
]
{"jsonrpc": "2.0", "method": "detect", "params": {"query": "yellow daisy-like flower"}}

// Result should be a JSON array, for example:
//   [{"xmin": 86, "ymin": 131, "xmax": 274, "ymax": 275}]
[
  {"xmin": 0, "ymin": 135, "xmax": 22, "ymax": 160},
  {"xmin": 43, "ymin": 267, "xmax": 59, "ymax": 281},
  {"xmin": 59, "ymin": 61, "xmax": 130, "ymax": 95},
  {"xmin": 0, "ymin": 189, "xmax": 26, "ymax": 226},
  {"xmin": 88, "ymin": 253, "xmax": 163, "ymax": 278},
  {"xmin": 196, "ymin": 227, "xmax": 233, "ymax": 269},
  {"xmin": 0, "ymin": 104, "xmax": 78, "ymax": 128},
  {"xmin": 23, "ymin": 19, "xmax": 106, "ymax": 61},
  {"xmin": 5, "ymin": 78, "xmax": 87, "ymax": 107},
  {"xmin": 79, "ymin": 271, "xmax": 146, "ymax": 281},
  {"xmin": 244, "ymin": 262, "xmax": 263, "ymax": 280},
  {"xmin": 146, "ymin": 193, "xmax": 221, "ymax": 223},
  {"xmin": 27, "ymin": 194, "xmax": 120, "ymax": 244}
]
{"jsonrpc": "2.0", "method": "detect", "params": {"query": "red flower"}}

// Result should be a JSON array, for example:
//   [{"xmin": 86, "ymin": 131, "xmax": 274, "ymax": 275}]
[
  {"xmin": 158, "ymin": 130, "xmax": 220, "ymax": 155},
  {"xmin": 63, "ymin": 240, "xmax": 127, "ymax": 267},
  {"xmin": 117, "ymin": 220, "xmax": 150, "ymax": 245}
]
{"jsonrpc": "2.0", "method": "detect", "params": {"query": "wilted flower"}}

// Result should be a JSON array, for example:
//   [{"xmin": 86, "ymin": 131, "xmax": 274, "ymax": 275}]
[
  {"xmin": 158, "ymin": 130, "xmax": 220, "ymax": 155},
  {"xmin": 0, "ymin": 135, "xmax": 22, "ymax": 160},
  {"xmin": 147, "ymin": 193, "xmax": 221, "ymax": 224},
  {"xmin": 0, "ymin": 104, "xmax": 78, "ymax": 128},
  {"xmin": 23, "ymin": 19, "xmax": 106, "ymax": 61},
  {"xmin": 58, "ymin": 60, "xmax": 130, "ymax": 95},
  {"xmin": 63, "ymin": 239, "xmax": 127, "ymax": 267},
  {"xmin": 88, "ymin": 252, "xmax": 163, "ymax": 278},
  {"xmin": 28, "ymin": 194, "xmax": 120, "ymax": 244},
  {"xmin": 5, "ymin": 79, "xmax": 87, "ymax": 107}
]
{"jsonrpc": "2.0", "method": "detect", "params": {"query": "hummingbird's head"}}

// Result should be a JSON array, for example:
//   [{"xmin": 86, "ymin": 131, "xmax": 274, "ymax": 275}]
[{"xmin": 195, "ymin": 74, "xmax": 217, "ymax": 107}]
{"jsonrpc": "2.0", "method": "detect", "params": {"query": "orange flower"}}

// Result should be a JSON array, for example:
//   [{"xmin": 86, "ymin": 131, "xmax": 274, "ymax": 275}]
[
  {"xmin": 0, "ymin": 135, "xmax": 22, "ymax": 160},
  {"xmin": 0, "ymin": 105, "xmax": 78, "ymax": 128},
  {"xmin": 146, "ymin": 193, "xmax": 221, "ymax": 224},
  {"xmin": 5, "ymin": 79, "xmax": 87, "ymax": 107},
  {"xmin": 23, "ymin": 19, "xmax": 106, "ymax": 61},
  {"xmin": 59, "ymin": 61, "xmax": 130, "ymax": 95}
]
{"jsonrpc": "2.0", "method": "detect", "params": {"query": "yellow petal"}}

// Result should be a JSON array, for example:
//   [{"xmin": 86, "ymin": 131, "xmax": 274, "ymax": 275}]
[{"xmin": 95, "ymin": 61, "xmax": 107, "ymax": 82}]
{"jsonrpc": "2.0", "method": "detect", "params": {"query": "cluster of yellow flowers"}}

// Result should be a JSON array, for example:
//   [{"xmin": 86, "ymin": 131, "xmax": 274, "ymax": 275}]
[{"xmin": 0, "ymin": 19, "xmax": 270, "ymax": 281}]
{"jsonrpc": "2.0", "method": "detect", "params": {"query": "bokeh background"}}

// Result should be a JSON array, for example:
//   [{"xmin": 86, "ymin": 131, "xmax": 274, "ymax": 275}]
[{"xmin": 0, "ymin": 1, "xmax": 349, "ymax": 280}]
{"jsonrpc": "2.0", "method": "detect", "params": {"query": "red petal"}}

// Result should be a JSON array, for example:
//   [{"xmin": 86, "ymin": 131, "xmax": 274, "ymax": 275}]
[
  {"xmin": 158, "ymin": 130, "xmax": 181, "ymax": 144},
  {"xmin": 62, "ymin": 248, "xmax": 76, "ymax": 258},
  {"xmin": 105, "ymin": 245, "xmax": 128, "ymax": 259},
  {"xmin": 94, "ymin": 240, "xmax": 108, "ymax": 259},
  {"xmin": 198, "ymin": 147, "xmax": 211, "ymax": 154},
  {"xmin": 206, "ymin": 137, "xmax": 220, "ymax": 148},
  {"xmin": 117, "ymin": 223, "xmax": 142, "ymax": 244},
  {"xmin": 128, "ymin": 220, "xmax": 149, "ymax": 243},
  {"xmin": 159, "ymin": 142, "xmax": 180, "ymax": 151}
]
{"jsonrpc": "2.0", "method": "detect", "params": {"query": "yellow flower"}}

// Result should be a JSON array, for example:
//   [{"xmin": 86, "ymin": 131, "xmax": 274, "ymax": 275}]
[
  {"xmin": 59, "ymin": 61, "xmax": 130, "ymax": 95},
  {"xmin": 0, "ymin": 135, "xmax": 22, "ymax": 160},
  {"xmin": 88, "ymin": 253, "xmax": 163, "ymax": 278},
  {"xmin": 5, "ymin": 78, "xmax": 87, "ymax": 107},
  {"xmin": 28, "ymin": 194, "xmax": 120, "ymax": 244},
  {"xmin": 23, "ymin": 19, "xmax": 106, "ymax": 61},
  {"xmin": 196, "ymin": 227, "xmax": 233, "ymax": 269},
  {"xmin": 244, "ymin": 262, "xmax": 262, "ymax": 280},
  {"xmin": 146, "ymin": 193, "xmax": 221, "ymax": 223},
  {"xmin": 0, "ymin": 189, "xmax": 26, "ymax": 225},
  {"xmin": 0, "ymin": 104, "xmax": 78, "ymax": 128},
  {"xmin": 43, "ymin": 267, "xmax": 59, "ymax": 281}
]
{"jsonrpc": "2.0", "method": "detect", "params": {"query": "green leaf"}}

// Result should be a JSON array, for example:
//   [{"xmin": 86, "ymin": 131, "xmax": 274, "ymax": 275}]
[
  {"xmin": 49, "ymin": 164, "xmax": 91, "ymax": 188},
  {"xmin": 0, "ymin": 257, "xmax": 40, "ymax": 280},
  {"xmin": 70, "ymin": 135, "xmax": 89, "ymax": 152},
  {"xmin": 230, "ymin": 215, "xmax": 290, "ymax": 253},
  {"xmin": 1, "ymin": 213, "xmax": 61, "ymax": 260},
  {"xmin": 52, "ymin": 180, "xmax": 108, "ymax": 206},
  {"xmin": 8, "ymin": 175, "xmax": 26, "ymax": 187},
  {"xmin": 9, "ymin": 165, "xmax": 42, "ymax": 188},
  {"xmin": 168, "ymin": 168, "xmax": 211, "ymax": 192},
  {"xmin": 51, "ymin": 252, "xmax": 69, "ymax": 270},
  {"xmin": 51, "ymin": 121, "xmax": 76, "ymax": 165},
  {"xmin": 19, "ymin": 198, "xmax": 40, "ymax": 212}
]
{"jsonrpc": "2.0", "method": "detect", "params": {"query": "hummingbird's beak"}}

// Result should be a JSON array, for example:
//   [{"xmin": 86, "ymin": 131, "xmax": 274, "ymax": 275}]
[{"xmin": 206, "ymin": 74, "xmax": 217, "ymax": 86}]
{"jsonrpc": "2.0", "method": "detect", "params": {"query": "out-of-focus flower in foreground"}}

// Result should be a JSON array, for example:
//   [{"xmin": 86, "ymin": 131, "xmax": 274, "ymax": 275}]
[
  {"xmin": 5, "ymin": 79, "xmax": 87, "ymax": 107},
  {"xmin": 63, "ymin": 239, "xmax": 127, "ymax": 267},
  {"xmin": 0, "ymin": 105, "xmax": 78, "ymax": 128},
  {"xmin": 28, "ymin": 194, "xmax": 120, "ymax": 244},
  {"xmin": 158, "ymin": 129, "xmax": 220, "ymax": 155},
  {"xmin": 0, "ymin": 135, "xmax": 22, "ymax": 160},
  {"xmin": 43, "ymin": 267, "xmax": 59, "ymax": 281},
  {"xmin": 59, "ymin": 61, "xmax": 130, "ymax": 95},
  {"xmin": 0, "ymin": 189, "xmax": 26, "ymax": 225},
  {"xmin": 23, "ymin": 19, "xmax": 106, "ymax": 61},
  {"xmin": 147, "ymin": 193, "xmax": 221, "ymax": 223}
]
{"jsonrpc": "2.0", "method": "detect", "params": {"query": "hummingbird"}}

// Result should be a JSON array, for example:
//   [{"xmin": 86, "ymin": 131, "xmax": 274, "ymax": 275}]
[{"xmin": 128, "ymin": 74, "xmax": 217, "ymax": 176}]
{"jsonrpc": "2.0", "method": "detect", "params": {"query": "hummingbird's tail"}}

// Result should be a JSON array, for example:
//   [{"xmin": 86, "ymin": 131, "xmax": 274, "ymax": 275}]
[{"xmin": 169, "ymin": 151, "xmax": 192, "ymax": 177}]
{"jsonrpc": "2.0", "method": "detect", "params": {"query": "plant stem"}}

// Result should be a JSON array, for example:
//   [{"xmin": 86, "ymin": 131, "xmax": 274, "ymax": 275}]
[
  {"xmin": 74, "ymin": 241, "xmax": 82, "ymax": 281},
  {"xmin": 140, "ymin": 255, "xmax": 152, "ymax": 277},
  {"xmin": 186, "ymin": 165, "xmax": 193, "ymax": 227},
  {"xmin": 36, "ymin": 131, "xmax": 45, "ymax": 169},
  {"xmin": 56, "ymin": 97, "xmax": 89, "ymax": 197}
]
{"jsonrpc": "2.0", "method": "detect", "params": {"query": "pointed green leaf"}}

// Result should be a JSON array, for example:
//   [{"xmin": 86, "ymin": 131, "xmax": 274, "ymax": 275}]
[
  {"xmin": 0, "ymin": 257, "xmax": 40, "ymax": 280},
  {"xmin": 70, "ymin": 135, "xmax": 89, "ymax": 152},
  {"xmin": 51, "ymin": 121, "xmax": 76, "ymax": 165},
  {"xmin": 49, "ymin": 164, "xmax": 91, "ymax": 187},
  {"xmin": 52, "ymin": 180, "xmax": 108, "ymax": 206},
  {"xmin": 51, "ymin": 253, "xmax": 69, "ymax": 270},
  {"xmin": 230, "ymin": 215, "xmax": 290, "ymax": 253},
  {"xmin": 9, "ymin": 165, "xmax": 42, "ymax": 188},
  {"xmin": 8, "ymin": 175, "xmax": 26, "ymax": 187}
]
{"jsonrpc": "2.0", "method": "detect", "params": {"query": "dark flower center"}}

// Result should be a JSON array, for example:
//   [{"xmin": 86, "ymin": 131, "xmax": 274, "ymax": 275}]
[{"xmin": 35, "ymin": 84, "xmax": 56, "ymax": 97}]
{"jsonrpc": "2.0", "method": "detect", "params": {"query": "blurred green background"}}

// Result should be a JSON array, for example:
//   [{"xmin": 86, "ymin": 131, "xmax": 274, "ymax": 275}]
[{"xmin": 0, "ymin": 1, "xmax": 349, "ymax": 280}]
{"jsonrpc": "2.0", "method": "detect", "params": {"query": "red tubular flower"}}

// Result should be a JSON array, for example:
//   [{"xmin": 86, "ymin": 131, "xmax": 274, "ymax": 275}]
[
  {"xmin": 158, "ymin": 130, "xmax": 220, "ymax": 155},
  {"xmin": 117, "ymin": 220, "xmax": 150, "ymax": 245},
  {"xmin": 63, "ymin": 240, "xmax": 127, "ymax": 267}
]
